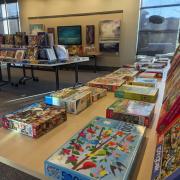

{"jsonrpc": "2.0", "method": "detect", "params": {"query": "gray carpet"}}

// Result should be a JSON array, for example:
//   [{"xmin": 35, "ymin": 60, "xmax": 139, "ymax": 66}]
[{"xmin": 0, "ymin": 162, "xmax": 40, "ymax": 180}]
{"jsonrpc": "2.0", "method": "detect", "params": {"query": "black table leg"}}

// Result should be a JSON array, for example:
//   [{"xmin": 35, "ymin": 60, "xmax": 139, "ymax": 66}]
[
  {"xmin": 94, "ymin": 55, "xmax": 97, "ymax": 73},
  {"xmin": 55, "ymin": 66, "xmax": 60, "ymax": 90},
  {"xmin": 75, "ymin": 63, "xmax": 78, "ymax": 84},
  {"xmin": 7, "ymin": 63, "xmax": 11, "ymax": 83},
  {"xmin": 0, "ymin": 63, "xmax": 2, "ymax": 82}
]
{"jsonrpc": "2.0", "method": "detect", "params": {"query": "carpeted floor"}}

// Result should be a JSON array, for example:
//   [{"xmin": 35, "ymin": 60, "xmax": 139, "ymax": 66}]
[{"xmin": 0, "ymin": 162, "xmax": 40, "ymax": 180}]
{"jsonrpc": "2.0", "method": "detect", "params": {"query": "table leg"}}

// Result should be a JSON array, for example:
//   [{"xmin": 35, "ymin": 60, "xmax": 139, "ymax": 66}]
[
  {"xmin": 75, "ymin": 63, "xmax": 79, "ymax": 84},
  {"xmin": 7, "ymin": 63, "xmax": 11, "ymax": 83},
  {"xmin": 94, "ymin": 56, "xmax": 97, "ymax": 73},
  {"xmin": 55, "ymin": 66, "xmax": 60, "ymax": 90},
  {"xmin": 0, "ymin": 63, "xmax": 2, "ymax": 82}
]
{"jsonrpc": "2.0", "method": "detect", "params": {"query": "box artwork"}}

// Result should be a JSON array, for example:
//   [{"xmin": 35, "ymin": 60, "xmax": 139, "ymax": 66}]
[
  {"xmin": 1, "ymin": 103, "xmax": 67, "ymax": 138},
  {"xmin": 128, "ymin": 78, "xmax": 157, "ymax": 88},
  {"xmin": 151, "ymin": 115, "xmax": 180, "ymax": 180},
  {"xmin": 138, "ymin": 72, "xmax": 157, "ymax": 79},
  {"xmin": 145, "ymin": 69, "xmax": 163, "ymax": 78},
  {"xmin": 77, "ymin": 86, "xmax": 107, "ymax": 102},
  {"xmin": 65, "ymin": 90, "xmax": 92, "ymax": 114},
  {"xmin": 106, "ymin": 99, "xmax": 155, "ymax": 127},
  {"xmin": 45, "ymin": 116, "xmax": 146, "ymax": 180},
  {"xmin": 148, "ymin": 63, "xmax": 166, "ymax": 69},
  {"xmin": 88, "ymin": 77, "xmax": 125, "ymax": 92},
  {"xmin": 115, "ymin": 85, "xmax": 158, "ymax": 103}
]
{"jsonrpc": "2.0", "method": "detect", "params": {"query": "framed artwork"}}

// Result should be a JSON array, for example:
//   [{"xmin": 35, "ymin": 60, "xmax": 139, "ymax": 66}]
[
  {"xmin": 29, "ymin": 24, "xmax": 45, "ymax": 35},
  {"xmin": 99, "ymin": 42, "xmax": 119, "ymax": 53},
  {"xmin": 86, "ymin": 25, "xmax": 95, "ymax": 44},
  {"xmin": 15, "ymin": 50, "xmax": 25, "ymax": 60},
  {"xmin": 99, "ymin": 20, "xmax": 120, "ymax": 41},
  {"xmin": 47, "ymin": 28, "xmax": 55, "ymax": 39}
]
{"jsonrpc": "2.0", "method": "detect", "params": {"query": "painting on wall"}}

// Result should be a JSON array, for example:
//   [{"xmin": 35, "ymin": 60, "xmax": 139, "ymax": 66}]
[
  {"xmin": 99, "ymin": 20, "xmax": 120, "ymax": 41},
  {"xmin": 29, "ymin": 24, "xmax": 45, "ymax": 35},
  {"xmin": 99, "ymin": 42, "xmax": 119, "ymax": 53},
  {"xmin": 86, "ymin": 25, "xmax": 95, "ymax": 45}
]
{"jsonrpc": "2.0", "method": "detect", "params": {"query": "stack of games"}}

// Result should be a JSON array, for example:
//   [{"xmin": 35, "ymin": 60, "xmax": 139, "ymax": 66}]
[
  {"xmin": 148, "ymin": 63, "xmax": 166, "ymax": 69},
  {"xmin": 127, "ymin": 77, "xmax": 157, "ymax": 88},
  {"xmin": 156, "ymin": 50, "xmax": 180, "ymax": 134},
  {"xmin": 115, "ymin": 84, "xmax": 158, "ymax": 103},
  {"xmin": 106, "ymin": 98, "xmax": 155, "ymax": 127},
  {"xmin": 45, "ymin": 116, "xmax": 146, "ymax": 180},
  {"xmin": 88, "ymin": 77, "xmax": 125, "ymax": 92},
  {"xmin": 1, "ymin": 103, "xmax": 67, "ymax": 138},
  {"xmin": 4, "ymin": 35, "xmax": 14, "ymax": 45},
  {"xmin": 151, "ymin": 115, "xmax": 180, "ymax": 180}
]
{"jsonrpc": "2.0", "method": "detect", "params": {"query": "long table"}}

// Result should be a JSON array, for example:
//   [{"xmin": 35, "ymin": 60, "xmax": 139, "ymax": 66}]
[
  {"xmin": 0, "ymin": 74, "xmax": 167, "ymax": 180},
  {"xmin": 0, "ymin": 57, "xmax": 89, "ymax": 90}
]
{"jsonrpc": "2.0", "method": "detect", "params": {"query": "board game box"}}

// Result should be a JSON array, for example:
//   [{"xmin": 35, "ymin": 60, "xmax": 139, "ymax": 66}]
[
  {"xmin": 145, "ymin": 69, "xmax": 163, "ymax": 78},
  {"xmin": 127, "ymin": 77, "xmax": 157, "ymax": 88},
  {"xmin": 106, "ymin": 99, "xmax": 155, "ymax": 127},
  {"xmin": 45, "ymin": 116, "xmax": 146, "ymax": 180},
  {"xmin": 115, "ymin": 84, "xmax": 159, "ymax": 103},
  {"xmin": 148, "ymin": 63, "xmax": 166, "ymax": 69},
  {"xmin": 88, "ymin": 77, "xmax": 125, "ymax": 92},
  {"xmin": 1, "ymin": 103, "xmax": 67, "ymax": 138},
  {"xmin": 151, "ymin": 115, "xmax": 180, "ymax": 180}
]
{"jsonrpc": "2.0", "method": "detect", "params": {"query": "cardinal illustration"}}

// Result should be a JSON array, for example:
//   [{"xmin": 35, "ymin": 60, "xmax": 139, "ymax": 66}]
[{"xmin": 76, "ymin": 161, "xmax": 96, "ymax": 171}]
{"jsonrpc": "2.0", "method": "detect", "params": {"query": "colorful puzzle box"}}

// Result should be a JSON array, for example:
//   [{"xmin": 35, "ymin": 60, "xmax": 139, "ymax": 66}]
[
  {"xmin": 106, "ymin": 98, "xmax": 155, "ymax": 127},
  {"xmin": 115, "ymin": 84, "xmax": 159, "ymax": 103},
  {"xmin": 127, "ymin": 77, "xmax": 157, "ymax": 88},
  {"xmin": 151, "ymin": 115, "xmax": 180, "ymax": 180},
  {"xmin": 45, "ymin": 116, "xmax": 146, "ymax": 180},
  {"xmin": 88, "ymin": 77, "xmax": 125, "ymax": 92},
  {"xmin": 1, "ymin": 102, "xmax": 67, "ymax": 138}
]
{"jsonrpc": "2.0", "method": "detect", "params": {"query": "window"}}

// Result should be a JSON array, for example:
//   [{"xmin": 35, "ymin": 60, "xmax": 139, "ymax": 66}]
[
  {"xmin": 137, "ymin": 0, "xmax": 180, "ymax": 56},
  {"xmin": 0, "ymin": 0, "xmax": 20, "ymax": 34}
]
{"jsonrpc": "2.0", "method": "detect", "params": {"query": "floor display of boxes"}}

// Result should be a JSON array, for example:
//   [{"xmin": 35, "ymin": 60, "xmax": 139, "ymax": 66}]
[{"xmin": 45, "ymin": 116, "xmax": 146, "ymax": 180}]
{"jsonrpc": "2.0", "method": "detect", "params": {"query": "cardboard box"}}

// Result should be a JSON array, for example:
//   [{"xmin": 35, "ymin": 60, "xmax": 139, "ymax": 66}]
[
  {"xmin": 138, "ymin": 72, "xmax": 157, "ymax": 79},
  {"xmin": 45, "ymin": 116, "xmax": 146, "ymax": 180},
  {"xmin": 106, "ymin": 99, "xmax": 155, "ymax": 127},
  {"xmin": 1, "ymin": 103, "xmax": 67, "ymax": 138},
  {"xmin": 128, "ymin": 77, "xmax": 157, "ymax": 88},
  {"xmin": 115, "ymin": 84, "xmax": 159, "ymax": 103},
  {"xmin": 65, "ymin": 90, "xmax": 92, "ymax": 114},
  {"xmin": 78, "ymin": 86, "xmax": 107, "ymax": 102},
  {"xmin": 151, "ymin": 115, "xmax": 180, "ymax": 180},
  {"xmin": 44, "ymin": 88, "xmax": 78, "ymax": 106},
  {"xmin": 88, "ymin": 77, "xmax": 125, "ymax": 92}
]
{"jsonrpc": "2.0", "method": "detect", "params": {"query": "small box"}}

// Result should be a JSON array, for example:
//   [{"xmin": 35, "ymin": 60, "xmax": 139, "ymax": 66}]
[
  {"xmin": 151, "ymin": 115, "xmax": 180, "ymax": 180},
  {"xmin": 128, "ymin": 77, "xmax": 157, "ymax": 87},
  {"xmin": 145, "ymin": 69, "xmax": 163, "ymax": 78},
  {"xmin": 45, "ymin": 116, "xmax": 146, "ymax": 180},
  {"xmin": 78, "ymin": 86, "xmax": 107, "ymax": 102},
  {"xmin": 115, "ymin": 84, "xmax": 159, "ymax": 103},
  {"xmin": 148, "ymin": 63, "xmax": 166, "ymax": 69},
  {"xmin": 88, "ymin": 77, "xmax": 125, "ymax": 92},
  {"xmin": 106, "ymin": 98, "xmax": 155, "ymax": 127},
  {"xmin": 138, "ymin": 72, "xmax": 157, "ymax": 79},
  {"xmin": 1, "ymin": 103, "xmax": 67, "ymax": 138},
  {"xmin": 65, "ymin": 90, "xmax": 92, "ymax": 114},
  {"xmin": 44, "ymin": 88, "xmax": 78, "ymax": 106}
]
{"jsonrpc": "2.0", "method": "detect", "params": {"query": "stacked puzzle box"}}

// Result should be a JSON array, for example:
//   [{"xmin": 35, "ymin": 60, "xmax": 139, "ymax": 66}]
[
  {"xmin": 45, "ymin": 86, "xmax": 107, "ymax": 114},
  {"xmin": 1, "ymin": 103, "xmax": 67, "ymax": 138},
  {"xmin": 45, "ymin": 116, "xmax": 146, "ymax": 180}
]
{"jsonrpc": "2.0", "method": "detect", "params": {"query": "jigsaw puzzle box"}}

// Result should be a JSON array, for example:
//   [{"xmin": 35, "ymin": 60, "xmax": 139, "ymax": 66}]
[
  {"xmin": 115, "ymin": 85, "xmax": 159, "ymax": 103},
  {"xmin": 45, "ymin": 116, "xmax": 146, "ymax": 180},
  {"xmin": 106, "ymin": 99, "xmax": 155, "ymax": 127},
  {"xmin": 1, "ymin": 103, "xmax": 67, "ymax": 138}
]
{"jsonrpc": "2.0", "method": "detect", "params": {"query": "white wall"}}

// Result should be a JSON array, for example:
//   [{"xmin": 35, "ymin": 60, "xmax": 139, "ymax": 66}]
[{"xmin": 19, "ymin": 0, "xmax": 141, "ymax": 67}]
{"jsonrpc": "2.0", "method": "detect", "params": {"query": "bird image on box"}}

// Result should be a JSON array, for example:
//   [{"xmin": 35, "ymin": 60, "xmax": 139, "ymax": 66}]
[
  {"xmin": 110, "ymin": 161, "xmax": 127, "ymax": 176},
  {"xmin": 76, "ymin": 161, "xmax": 97, "ymax": 171}
]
